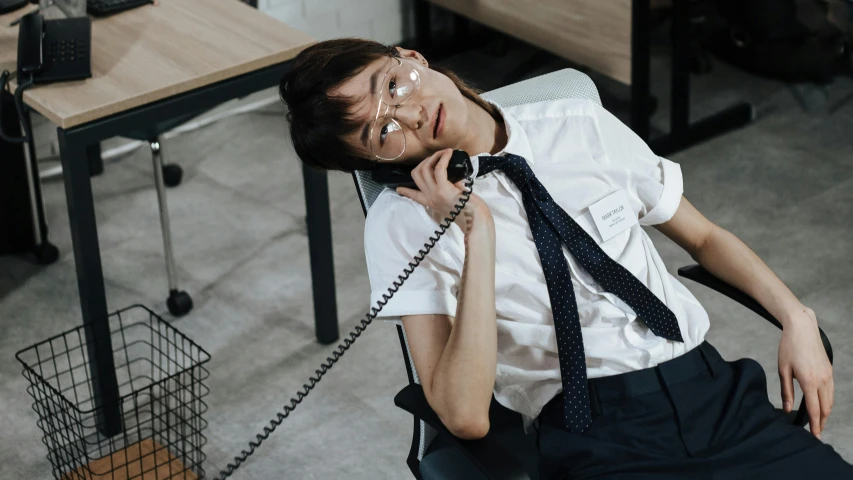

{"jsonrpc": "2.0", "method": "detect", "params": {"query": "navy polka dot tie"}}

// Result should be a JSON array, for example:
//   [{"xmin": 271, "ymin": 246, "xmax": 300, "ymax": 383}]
[{"xmin": 477, "ymin": 154, "xmax": 683, "ymax": 433}]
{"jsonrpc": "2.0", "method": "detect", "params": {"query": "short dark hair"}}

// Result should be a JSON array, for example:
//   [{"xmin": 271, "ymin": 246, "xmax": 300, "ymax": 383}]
[{"xmin": 280, "ymin": 38, "xmax": 499, "ymax": 173}]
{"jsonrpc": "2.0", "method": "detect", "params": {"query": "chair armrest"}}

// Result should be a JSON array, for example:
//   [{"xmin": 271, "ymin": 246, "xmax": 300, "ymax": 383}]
[
  {"xmin": 677, "ymin": 264, "xmax": 833, "ymax": 427},
  {"xmin": 677, "ymin": 264, "xmax": 832, "ymax": 362},
  {"xmin": 394, "ymin": 384, "xmax": 533, "ymax": 480}
]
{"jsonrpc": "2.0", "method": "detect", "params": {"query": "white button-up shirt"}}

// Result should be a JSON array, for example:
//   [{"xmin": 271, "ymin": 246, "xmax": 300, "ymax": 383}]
[{"xmin": 364, "ymin": 98, "xmax": 710, "ymax": 428}]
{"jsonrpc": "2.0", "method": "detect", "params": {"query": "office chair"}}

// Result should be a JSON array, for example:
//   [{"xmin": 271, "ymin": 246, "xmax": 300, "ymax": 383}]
[
  {"xmin": 351, "ymin": 69, "xmax": 834, "ymax": 480},
  {"xmin": 121, "ymin": 112, "xmax": 199, "ymax": 317},
  {"xmin": 102, "ymin": 0, "xmax": 263, "ymax": 316}
]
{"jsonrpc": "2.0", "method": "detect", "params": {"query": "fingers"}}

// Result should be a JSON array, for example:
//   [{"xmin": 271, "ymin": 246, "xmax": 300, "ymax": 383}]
[
  {"xmin": 409, "ymin": 161, "xmax": 429, "ymax": 195},
  {"xmin": 434, "ymin": 149, "xmax": 453, "ymax": 184},
  {"xmin": 401, "ymin": 149, "xmax": 464, "ymax": 214},
  {"xmin": 454, "ymin": 178, "xmax": 470, "ymax": 193},
  {"xmin": 779, "ymin": 366, "xmax": 795, "ymax": 413},
  {"xmin": 818, "ymin": 379, "xmax": 834, "ymax": 435},
  {"xmin": 804, "ymin": 387, "xmax": 821, "ymax": 438},
  {"xmin": 412, "ymin": 150, "xmax": 445, "ymax": 195},
  {"xmin": 395, "ymin": 186, "xmax": 428, "ymax": 206}
]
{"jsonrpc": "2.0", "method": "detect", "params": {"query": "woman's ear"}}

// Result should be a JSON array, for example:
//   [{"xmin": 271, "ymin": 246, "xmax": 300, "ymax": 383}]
[{"xmin": 396, "ymin": 47, "xmax": 429, "ymax": 67}]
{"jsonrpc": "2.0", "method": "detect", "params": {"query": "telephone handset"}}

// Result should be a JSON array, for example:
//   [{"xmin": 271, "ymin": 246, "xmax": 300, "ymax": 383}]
[
  {"xmin": 370, "ymin": 149, "xmax": 473, "ymax": 189},
  {"xmin": 214, "ymin": 151, "xmax": 476, "ymax": 479},
  {"xmin": 0, "ymin": 12, "xmax": 91, "ymax": 144}
]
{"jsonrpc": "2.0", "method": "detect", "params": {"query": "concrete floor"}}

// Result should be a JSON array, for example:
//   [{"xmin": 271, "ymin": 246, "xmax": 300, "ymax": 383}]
[{"xmin": 2, "ymin": 33, "xmax": 853, "ymax": 479}]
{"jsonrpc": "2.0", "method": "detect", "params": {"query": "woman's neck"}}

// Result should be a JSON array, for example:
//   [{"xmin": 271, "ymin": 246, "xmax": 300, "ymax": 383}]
[{"xmin": 461, "ymin": 98, "xmax": 507, "ymax": 156}]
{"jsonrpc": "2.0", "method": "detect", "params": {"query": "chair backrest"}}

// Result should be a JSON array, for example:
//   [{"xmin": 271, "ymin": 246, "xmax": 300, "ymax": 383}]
[{"xmin": 350, "ymin": 68, "xmax": 603, "ymax": 473}]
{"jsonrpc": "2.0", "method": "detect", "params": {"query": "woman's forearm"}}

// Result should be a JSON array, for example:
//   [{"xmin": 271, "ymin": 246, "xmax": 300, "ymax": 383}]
[
  {"xmin": 694, "ymin": 227, "xmax": 808, "ymax": 328},
  {"xmin": 431, "ymin": 202, "xmax": 497, "ymax": 437}
]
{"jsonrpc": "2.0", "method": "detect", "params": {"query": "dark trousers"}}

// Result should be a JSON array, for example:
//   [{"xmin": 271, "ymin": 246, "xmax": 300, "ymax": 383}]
[{"xmin": 536, "ymin": 342, "xmax": 853, "ymax": 479}]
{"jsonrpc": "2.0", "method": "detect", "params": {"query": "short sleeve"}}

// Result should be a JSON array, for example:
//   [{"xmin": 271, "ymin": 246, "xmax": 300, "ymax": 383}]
[
  {"xmin": 591, "ymin": 102, "xmax": 684, "ymax": 226},
  {"xmin": 363, "ymin": 190, "xmax": 462, "ymax": 321}
]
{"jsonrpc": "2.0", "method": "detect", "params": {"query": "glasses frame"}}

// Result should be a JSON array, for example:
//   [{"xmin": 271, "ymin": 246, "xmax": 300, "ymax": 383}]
[{"xmin": 368, "ymin": 57, "xmax": 421, "ymax": 161}]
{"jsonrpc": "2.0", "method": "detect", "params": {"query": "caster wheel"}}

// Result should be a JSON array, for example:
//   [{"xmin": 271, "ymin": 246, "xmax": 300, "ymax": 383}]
[
  {"xmin": 167, "ymin": 290, "xmax": 194, "ymax": 317},
  {"xmin": 162, "ymin": 164, "xmax": 183, "ymax": 187},
  {"xmin": 32, "ymin": 241, "xmax": 59, "ymax": 265}
]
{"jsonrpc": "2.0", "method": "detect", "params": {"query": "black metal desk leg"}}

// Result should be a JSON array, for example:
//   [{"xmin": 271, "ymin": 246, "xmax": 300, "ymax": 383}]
[
  {"xmin": 414, "ymin": 0, "xmax": 432, "ymax": 52},
  {"xmin": 87, "ymin": 143, "xmax": 104, "ymax": 177},
  {"xmin": 57, "ymin": 128, "xmax": 122, "ymax": 437},
  {"xmin": 649, "ymin": 104, "xmax": 754, "ymax": 156},
  {"xmin": 671, "ymin": 0, "xmax": 690, "ymax": 138},
  {"xmin": 648, "ymin": 0, "xmax": 754, "ymax": 156},
  {"xmin": 631, "ymin": 0, "xmax": 652, "ymax": 142},
  {"xmin": 632, "ymin": 0, "xmax": 753, "ymax": 156},
  {"xmin": 302, "ymin": 165, "xmax": 340, "ymax": 345}
]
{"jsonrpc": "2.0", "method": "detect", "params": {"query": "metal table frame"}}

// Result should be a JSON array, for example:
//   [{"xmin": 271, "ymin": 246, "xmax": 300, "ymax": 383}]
[
  {"xmin": 631, "ymin": 0, "xmax": 754, "ymax": 156},
  {"xmin": 36, "ymin": 61, "xmax": 339, "ymax": 436}
]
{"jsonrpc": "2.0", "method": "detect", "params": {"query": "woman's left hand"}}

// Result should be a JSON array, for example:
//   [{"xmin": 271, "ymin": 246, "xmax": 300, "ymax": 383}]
[{"xmin": 778, "ymin": 305, "xmax": 833, "ymax": 439}]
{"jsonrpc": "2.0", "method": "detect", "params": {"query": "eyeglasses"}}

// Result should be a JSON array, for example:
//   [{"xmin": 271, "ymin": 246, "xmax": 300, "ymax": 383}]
[{"xmin": 368, "ymin": 57, "xmax": 421, "ymax": 161}]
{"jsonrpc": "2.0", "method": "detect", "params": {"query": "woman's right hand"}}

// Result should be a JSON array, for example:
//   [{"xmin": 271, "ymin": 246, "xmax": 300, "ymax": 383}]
[{"xmin": 395, "ymin": 149, "xmax": 492, "ymax": 235}]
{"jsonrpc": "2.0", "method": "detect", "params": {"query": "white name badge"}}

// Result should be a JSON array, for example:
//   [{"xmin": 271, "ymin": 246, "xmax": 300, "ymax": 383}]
[{"xmin": 587, "ymin": 189, "xmax": 637, "ymax": 242}]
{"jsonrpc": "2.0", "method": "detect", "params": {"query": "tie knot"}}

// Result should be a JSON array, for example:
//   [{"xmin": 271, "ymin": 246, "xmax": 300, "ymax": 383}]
[
  {"xmin": 477, "ymin": 154, "xmax": 532, "ymax": 178},
  {"xmin": 477, "ymin": 154, "xmax": 546, "ymax": 200}
]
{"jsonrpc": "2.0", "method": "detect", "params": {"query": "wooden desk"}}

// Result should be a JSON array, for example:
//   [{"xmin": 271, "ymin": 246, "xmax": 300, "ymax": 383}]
[
  {"xmin": 430, "ymin": 0, "xmax": 633, "ymax": 85},
  {"xmin": 415, "ymin": 0, "xmax": 753, "ymax": 155},
  {"xmin": 3, "ymin": 0, "xmax": 311, "ymax": 127},
  {"xmin": 2, "ymin": 0, "xmax": 339, "ymax": 442}
]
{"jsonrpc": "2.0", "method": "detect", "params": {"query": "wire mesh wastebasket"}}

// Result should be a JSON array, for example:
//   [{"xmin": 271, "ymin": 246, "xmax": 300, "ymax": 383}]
[{"xmin": 16, "ymin": 305, "xmax": 212, "ymax": 479}]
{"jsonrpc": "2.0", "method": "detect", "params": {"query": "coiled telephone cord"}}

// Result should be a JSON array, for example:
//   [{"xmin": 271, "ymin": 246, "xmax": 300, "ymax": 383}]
[
  {"xmin": 216, "ymin": 177, "xmax": 475, "ymax": 479},
  {"xmin": 0, "ymin": 69, "xmax": 35, "ymax": 144}
]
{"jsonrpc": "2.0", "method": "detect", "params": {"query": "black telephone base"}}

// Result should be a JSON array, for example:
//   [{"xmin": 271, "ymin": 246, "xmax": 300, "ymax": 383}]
[{"xmin": 31, "ymin": 17, "xmax": 93, "ymax": 85}]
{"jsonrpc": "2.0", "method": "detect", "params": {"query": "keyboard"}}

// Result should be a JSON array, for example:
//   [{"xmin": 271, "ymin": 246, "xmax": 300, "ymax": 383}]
[{"xmin": 87, "ymin": 0, "xmax": 154, "ymax": 17}]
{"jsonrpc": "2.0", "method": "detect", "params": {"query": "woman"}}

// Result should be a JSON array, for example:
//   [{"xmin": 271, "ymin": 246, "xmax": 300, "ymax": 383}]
[{"xmin": 280, "ymin": 38, "xmax": 851, "ymax": 479}]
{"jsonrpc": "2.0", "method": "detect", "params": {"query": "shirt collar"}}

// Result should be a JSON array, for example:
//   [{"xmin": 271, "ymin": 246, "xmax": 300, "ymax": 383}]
[{"xmin": 470, "ymin": 100, "xmax": 535, "ymax": 177}]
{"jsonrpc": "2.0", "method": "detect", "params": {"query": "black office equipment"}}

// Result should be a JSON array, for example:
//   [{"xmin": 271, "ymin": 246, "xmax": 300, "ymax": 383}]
[
  {"xmin": 710, "ymin": 0, "xmax": 850, "ymax": 83},
  {"xmin": 87, "ymin": 0, "xmax": 153, "ymax": 17},
  {"xmin": 0, "ymin": 12, "xmax": 91, "ymax": 144},
  {"xmin": 0, "ymin": 87, "xmax": 58, "ymax": 264},
  {"xmin": 0, "ymin": 0, "xmax": 28, "ymax": 15},
  {"xmin": 371, "ymin": 149, "xmax": 472, "ymax": 189},
  {"xmin": 17, "ymin": 12, "xmax": 91, "ymax": 84},
  {"xmin": 0, "ymin": 90, "xmax": 31, "ymax": 252}
]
